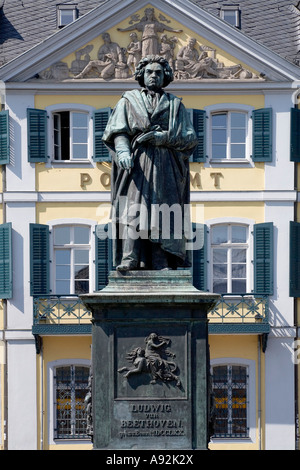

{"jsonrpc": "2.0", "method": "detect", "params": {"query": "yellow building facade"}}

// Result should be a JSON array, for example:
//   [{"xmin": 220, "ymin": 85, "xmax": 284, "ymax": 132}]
[{"xmin": 0, "ymin": 0, "xmax": 300, "ymax": 450}]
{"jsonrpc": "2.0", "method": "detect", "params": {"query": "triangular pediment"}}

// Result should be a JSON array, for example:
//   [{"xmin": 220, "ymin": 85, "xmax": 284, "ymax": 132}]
[{"xmin": 1, "ymin": 0, "xmax": 300, "ymax": 83}]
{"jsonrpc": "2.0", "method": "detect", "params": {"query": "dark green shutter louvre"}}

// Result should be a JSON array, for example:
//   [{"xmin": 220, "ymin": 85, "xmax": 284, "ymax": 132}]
[
  {"xmin": 27, "ymin": 108, "xmax": 48, "ymax": 162},
  {"xmin": 0, "ymin": 110, "xmax": 10, "ymax": 164},
  {"xmin": 0, "ymin": 223, "xmax": 12, "ymax": 299},
  {"xmin": 191, "ymin": 109, "xmax": 207, "ymax": 162},
  {"xmin": 192, "ymin": 223, "xmax": 208, "ymax": 291},
  {"xmin": 95, "ymin": 223, "xmax": 113, "ymax": 290},
  {"xmin": 93, "ymin": 108, "xmax": 111, "ymax": 162},
  {"xmin": 252, "ymin": 108, "xmax": 272, "ymax": 162},
  {"xmin": 290, "ymin": 108, "xmax": 300, "ymax": 162},
  {"xmin": 290, "ymin": 221, "xmax": 300, "ymax": 297},
  {"xmin": 30, "ymin": 224, "xmax": 50, "ymax": 295},
  {"xmin": 253, "ymin": 222, "xmax": 273, "ymax": 295}
]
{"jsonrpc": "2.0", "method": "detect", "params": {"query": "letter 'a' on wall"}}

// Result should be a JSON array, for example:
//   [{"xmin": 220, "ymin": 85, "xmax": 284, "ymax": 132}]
[
  {"xmin": 27, "ymin": 108, "xmax": 48, "ymax": 162},
  {"xmin": 253, "ymin": 222, "xmax": 274, "ymax": 295},
  {"xmin": 0, "ymin": 222, "xmax": 12, "ymax": 298},
  {"xmin": 30, "ymin": 223, "xmax": 50, "ymax": 296},
  {"xmin": 93, "ymin": 108, "xmax": 111, "ymax": 162},
  {"xmin": 289, "ymin": 221, "xmax": 300, "ymax": 297},
  {"xmin": 0, "ymin": 110, "xmax": 10, "ymax": 164}
]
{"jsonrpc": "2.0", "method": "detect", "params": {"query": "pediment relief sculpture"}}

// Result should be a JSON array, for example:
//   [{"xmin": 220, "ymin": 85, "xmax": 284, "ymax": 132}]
[{"xmin": 38, "ymin": 7, "xmax": 262, "ymax": 81}]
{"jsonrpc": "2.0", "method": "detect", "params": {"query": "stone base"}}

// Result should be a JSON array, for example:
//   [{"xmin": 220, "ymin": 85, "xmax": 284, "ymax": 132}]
[{"xmin": 81, "ymin": 270, "xmax": 219, "ymax": 450}]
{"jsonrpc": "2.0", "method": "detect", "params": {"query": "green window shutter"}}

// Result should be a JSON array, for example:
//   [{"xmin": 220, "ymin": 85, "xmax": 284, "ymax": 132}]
[
  {"xmin": 0, "ymin": 110, "xmax": 10, "ymax": 164},
  {"xmin": 252, "ymin": 108, "xmax": 272, "ymax": 162},
  {"xmin": 253, "ymin": 222, "xmax": 274, "ymax": 295},
  {"xmin": 191, "ymin": 109, "xmax": 207, "ymax": 162},
  {"xmin": 290, "ymin": 221, "xmax": 300, "ymax": 297},
  {"xmin": 95, "ymin": 223, "xmax": 113, "ymax": 290},
  {"xmin": 0, "ymin": 223, "xmax": 12, "ymax": 299},
  {"xmin": 27, "ymin": 108, "xmax": 48, "ymax": 163},
  {"xmin": 290, "ymin": 108, "xmax": 300, "ymax": 162},
  {"xmin": 192, "ymin": 223, "xmax": 208, "ymax": 291},
  {"xmin": 30, "ymin": 223, "xmax": 50, "ymax": 295},
  {"xmin": 93, "ymin": 108, "xmax": 111, "ymax": 162}
]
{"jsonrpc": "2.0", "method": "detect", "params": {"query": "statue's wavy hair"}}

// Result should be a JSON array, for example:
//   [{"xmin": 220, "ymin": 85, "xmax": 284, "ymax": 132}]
[{"xmin": 134, "ymin": 55, "xmax": 174, "ymax": 88}]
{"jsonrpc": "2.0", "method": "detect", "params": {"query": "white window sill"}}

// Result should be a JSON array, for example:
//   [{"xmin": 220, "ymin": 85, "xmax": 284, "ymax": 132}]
[
  {"xmin": 209, "ymin": 158, "xmax": 252, "ymax": 165},
  {"xmin": 46, "ymin": 159, "xmax": 95, "ymax": 168}
]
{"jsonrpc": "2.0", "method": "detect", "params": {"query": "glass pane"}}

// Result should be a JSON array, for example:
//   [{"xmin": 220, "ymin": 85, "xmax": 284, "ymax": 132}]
[
  {"xmin": 212, "ymin": 113, "xmax": 227, "ymax": 127},
  {"xmin": 75, "ymin": 265, "xmax": 89, "ymax": 280},
  {"xmin": 232, "ymin": 226, "xmax": 247, "ymax": 243},
  {"xmin": 213, "ymin": 248, "xmax": 227, "ymax": 263},
  {"xmin": 73, "ymin": 129, "xmax": 88, "ymax": 143},
  {"xmin": 75, "ymin": 280, "xmax": 89, "ymax": 294},
  {"xmin": 60, "ymin": 10, "xmax": 74, "ymax": 25},
  {"xmin": 232, "ymin": 248, "xmax": 246, "ymax": 262},
  {"xmin": 56, "ymin": 249, "xmax": 71, "ymax": 264},
  {"xmin": 72, "ymin": 144, "xmax": 88, "ymax": 159},
  {"xmin": 231, "ymin": 143, "xmax": 245, "ymax": 158},
  {"xmin": 56, "ymin": 280, "xmax": 70, "ymax": 295},
  {"xmin": 212, "ymin": 225, "xmax": 228, "ymax": 244},
  {"xmin": 74, "ymin": 249, "xmax": 89, "ymax": 264},
  {"xmin": 212, "ymin": 129, "xmax": 226, "ymax": 144},
  {"xmin": 74, "ymin": 226, "xmax": 90, "ymax": 244},
  {"xmin": 54, "ymin": 227, "xmax": 70, "ymax": 245},
  {"xmin": 56, "ymin": 265, "xmax": 71, "ymax": 280},
  {"xmin": 223, "ymin": 10, "xmax": 237, "ymax": 26},
  {"xmin": 232, "ymin": 365, "xmax": 247, "ymax": 383},
  {"xmin": 231, "ymin": 112, "xmax": 246, "ymax": 128},
  {"xmin": 231, "ymin": 129, "xmax": 246, "ymax": 143},
  {"xmin": 213, "ymin": 264, "xmax": 227, "ymax": 279},
  {"xmin": 232, "ymin": 279, "xmax": 246, "ymax": 292},
  {"xmin": 232, "ymin": 264, "xmax": 246, "ymax": 278},
  {"xmin": 213, "ymin": 280, "xmax": 227, "ymax": 294},
  {"xmin": 73, "ymin": 113, "xmax": 88, "ymax": 128},
  {"xmin": 212, "ymin": 144, "xmax": 226, "ymax": 159}
]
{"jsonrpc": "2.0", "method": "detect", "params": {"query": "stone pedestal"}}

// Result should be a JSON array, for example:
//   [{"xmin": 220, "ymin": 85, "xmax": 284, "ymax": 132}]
[{"xmin": 81, "ymin": 270, "xmax": 219, "ymax": 450}]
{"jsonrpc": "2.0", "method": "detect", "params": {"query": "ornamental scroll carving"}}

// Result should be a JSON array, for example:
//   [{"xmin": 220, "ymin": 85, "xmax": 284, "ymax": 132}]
[
  {"xmin": 39, "ymin": 7, "xmax": 262, "ymax": 81},
  {"xmin": 118, "ymin": 333, "xmax": 181, "ymax": 387}
]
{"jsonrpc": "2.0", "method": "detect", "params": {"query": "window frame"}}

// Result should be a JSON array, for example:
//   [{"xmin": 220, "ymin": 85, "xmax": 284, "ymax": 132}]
[
  {"xmin": 220, "ymin": 5, "xmax": 241, "ymax": 28},
  {"xmin": 205, "ymin": 104, "xmax": 254, "ymax": 166},
  {"xmin": 57, "ymin": 4, "xmax": 78, "ymax": 28},
  {"xmin": 49, "ymin": 219, "xmax": 97, "ymax": 296},
  {"xmin": 210, "ymin": 223, "xmax": 249, "ymax": 294},
  {"xmin": 210, "ymin": 358, "xmax": 256, "ymax": 444},
  {"xmin": 46, "ymin": 104, "xmax": 94, "ymax": 165},
  {"xmin": 47, "ymin": 359, "xmax": 91, "ymax": 445},
  {"xmin": 207, "ymin": 217, "xmax": 254, "ymax": 295}
]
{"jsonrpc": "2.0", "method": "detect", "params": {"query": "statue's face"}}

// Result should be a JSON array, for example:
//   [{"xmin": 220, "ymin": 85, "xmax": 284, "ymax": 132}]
[{"xmin": 144, "ymin": 63, "xmax": 164, "ymax": 91}]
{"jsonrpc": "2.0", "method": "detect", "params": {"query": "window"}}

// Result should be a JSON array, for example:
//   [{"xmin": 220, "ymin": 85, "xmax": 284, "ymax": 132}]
[
  {"xmin": 57, "ymin": 4, "xmax": 78, "ymax": 28},
  {"xmin": 211, "ymin": 111, "xmax": 247, "ymax": 161},
  {"xmin": 54, "ymin": 365, "xmax": 90, "ymax": 439},
  {"xmin": 53, "ymin": 111, "xmax": 89, "ymax": 161},
  {"xmin": 54, "ymin": 225, "xmax": 91, "ymax": 295},
  {"xmin": 212, "ymin": 364, "xmax": 248, "ymax": 438},
  {"xmin": 220, "ymin": 5, "xmax": 241, "ymax": 28},
  {"xmin": 211, "ymin": 224, "xmax": 248, "ymax": 294}
]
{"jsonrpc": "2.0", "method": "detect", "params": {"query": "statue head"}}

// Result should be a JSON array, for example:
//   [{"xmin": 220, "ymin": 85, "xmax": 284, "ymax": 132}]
[{"xmin": 134, "ymin": 55, "xmax": 174, "ymax": 88}]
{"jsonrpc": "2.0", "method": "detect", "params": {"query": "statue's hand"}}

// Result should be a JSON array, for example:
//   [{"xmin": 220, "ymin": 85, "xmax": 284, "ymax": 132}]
[{"xmin": 117, "ymin": 153, "xmax": 133, "ymax": 170}]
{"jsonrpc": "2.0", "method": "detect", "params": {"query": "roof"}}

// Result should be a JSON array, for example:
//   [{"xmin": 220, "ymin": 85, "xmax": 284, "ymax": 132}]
[
  {"xmin": 1, "ymin": 0, "xmax": 300, "ymax": 84},
  {"xmin": 0, "ymin": 0, "xmax": 103, "ymax": 65},
  {"xmin": 1, "ymin": 1, "xmax": 300, "ymax": 68},
  {"xmin": 195, "ymin": 0, "xmax": 300, "ymax": 66}
]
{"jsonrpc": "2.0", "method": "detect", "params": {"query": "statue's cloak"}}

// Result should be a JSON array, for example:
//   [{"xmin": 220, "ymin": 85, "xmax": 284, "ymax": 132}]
[{"xmin": 102, "ymin": 88, "xmax": 198, "ymax": 268}]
